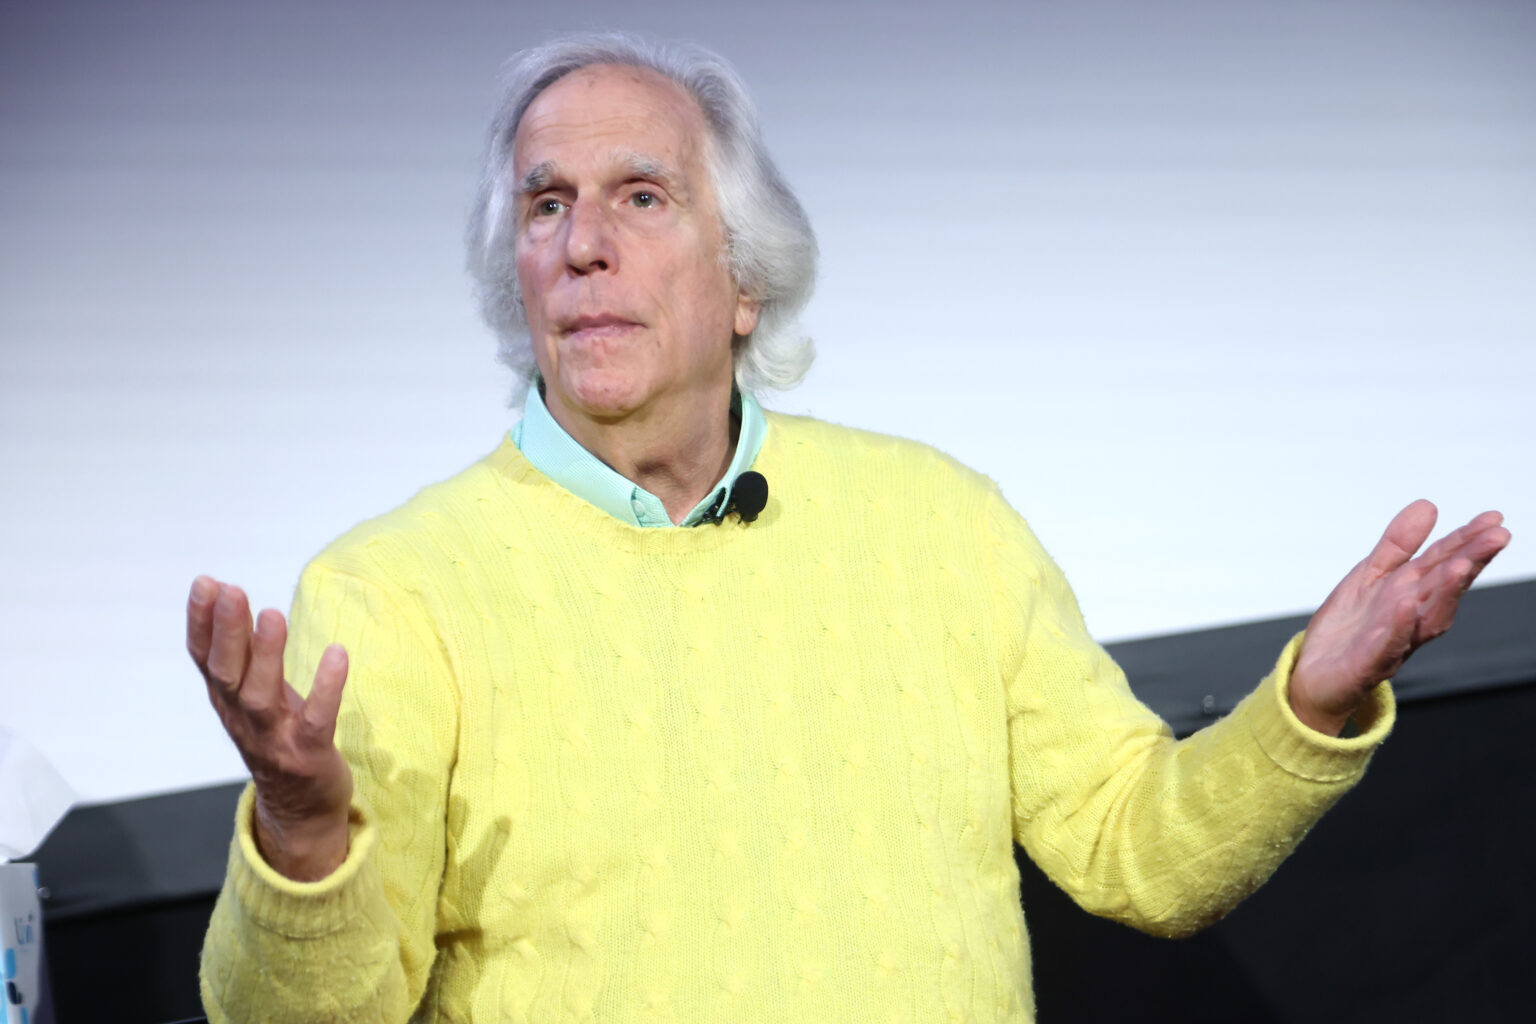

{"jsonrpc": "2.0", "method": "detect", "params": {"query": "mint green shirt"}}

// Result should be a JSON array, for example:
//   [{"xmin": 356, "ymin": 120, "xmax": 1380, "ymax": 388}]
[{"xmin": 510, "ymin": 383, "xmax": 768, "ymax": 528}]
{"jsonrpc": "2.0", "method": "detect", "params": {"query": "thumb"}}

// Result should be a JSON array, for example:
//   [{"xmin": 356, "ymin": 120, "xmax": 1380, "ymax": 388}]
[{"xmin": 1365, "ymin": 499, "xmax": 1438, "ymax": 574}]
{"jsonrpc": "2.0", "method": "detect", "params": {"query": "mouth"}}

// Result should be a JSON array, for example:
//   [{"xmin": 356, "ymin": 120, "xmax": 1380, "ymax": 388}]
[{"xmin": 561, "ymin": 314, "xmax": 643, "ymax": 338}]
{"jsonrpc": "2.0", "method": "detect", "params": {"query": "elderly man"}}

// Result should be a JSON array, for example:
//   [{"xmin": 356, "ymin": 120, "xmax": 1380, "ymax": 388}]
[{"xmin": 187, "ymin": 33, "xmax": 1508, "ymax": 1024}]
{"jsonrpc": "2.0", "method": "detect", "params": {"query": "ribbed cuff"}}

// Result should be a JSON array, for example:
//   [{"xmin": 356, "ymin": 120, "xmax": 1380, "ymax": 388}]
[
  {"xmin": 1245, "ymin": 632, "xmax": 1396, "ymax": 783},
  {"xmin": 228, "ymin": 782, "xmax": 382, "ymax": 939}
]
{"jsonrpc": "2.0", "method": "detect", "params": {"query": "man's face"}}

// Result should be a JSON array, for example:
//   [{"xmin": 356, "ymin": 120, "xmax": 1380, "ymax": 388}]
[{"xmin": 513, "ymin": 64, "xmax": 759, "ymax": 427}]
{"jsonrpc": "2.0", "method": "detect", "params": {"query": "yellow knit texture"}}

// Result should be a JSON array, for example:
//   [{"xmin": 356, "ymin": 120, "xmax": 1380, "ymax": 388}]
[{"xmin": 201, "ymin": 413, "xmax": 1392, "ymax": 1023}]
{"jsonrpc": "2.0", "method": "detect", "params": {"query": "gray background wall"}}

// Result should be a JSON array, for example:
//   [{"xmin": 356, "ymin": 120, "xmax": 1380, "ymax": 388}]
[{"xmin": 3, "ymin": 0, "xmax": 1532, "ymax": 803}]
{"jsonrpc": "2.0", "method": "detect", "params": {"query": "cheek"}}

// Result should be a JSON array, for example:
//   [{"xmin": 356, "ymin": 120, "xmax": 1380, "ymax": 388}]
[
  {"xmin": 513, "ymin": 250, "xmax": 535, "ymax": 297},
  {"xmin": 668, "ymin": 246, "xmax": 735, "ymax": 314},
  {"xmin": 514, "ymin": 241, "xmax": 551, "ymax": 314}
]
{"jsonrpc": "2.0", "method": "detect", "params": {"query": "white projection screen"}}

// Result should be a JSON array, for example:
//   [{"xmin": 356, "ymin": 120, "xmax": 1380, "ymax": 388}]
[{"xmin": 2, "ymin": 0, "xmax": 1532, "ymax": 804}]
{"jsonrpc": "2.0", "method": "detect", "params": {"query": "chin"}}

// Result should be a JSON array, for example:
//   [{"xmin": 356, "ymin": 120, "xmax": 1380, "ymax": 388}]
[{"xmin": 560, "ymin": 367, "xmax": 650, "ymax": 420}]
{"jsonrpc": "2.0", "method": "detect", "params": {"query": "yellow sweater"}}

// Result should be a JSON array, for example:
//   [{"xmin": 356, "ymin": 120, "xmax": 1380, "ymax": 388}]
[{"xmin": 200, "ymin": 413, "xmax": 1392, "ymax": 1023}]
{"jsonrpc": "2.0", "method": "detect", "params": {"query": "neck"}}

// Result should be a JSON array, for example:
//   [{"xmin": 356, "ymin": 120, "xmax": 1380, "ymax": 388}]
[{"xmin": 543, "ymin": 382, "xmax": 738, "ymax": 525}]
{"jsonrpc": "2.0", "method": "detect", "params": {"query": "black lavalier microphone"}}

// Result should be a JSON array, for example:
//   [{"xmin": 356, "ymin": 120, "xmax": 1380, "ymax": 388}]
[
  {"xmin": 729, "ymin": 471, "xmax": 768, "ymax": 523},
  {"xmin": 702, "ymin": 471, "xmax": 769, "ymax": 524}
]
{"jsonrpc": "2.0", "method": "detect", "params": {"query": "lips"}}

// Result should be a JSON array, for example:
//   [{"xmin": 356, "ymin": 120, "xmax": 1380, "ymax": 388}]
[{"xmin": 562, "ymin": 314, "xmax": 642, "ymax": 336}]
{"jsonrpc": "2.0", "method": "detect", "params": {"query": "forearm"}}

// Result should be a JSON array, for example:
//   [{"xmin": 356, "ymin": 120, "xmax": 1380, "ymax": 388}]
[
  {"xmin": 203, "ymin": 561, "xmax": 456, "ymax": 1021},
  {"xmin": 1015, "ymin": 634, "xmax": 1393, "ymax": 937}
]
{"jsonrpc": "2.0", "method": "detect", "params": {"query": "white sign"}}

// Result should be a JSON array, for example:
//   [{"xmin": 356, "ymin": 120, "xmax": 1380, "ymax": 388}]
[{"xmin": 0, "ymin": 864, "xmax": 50, "ymax": 1024}]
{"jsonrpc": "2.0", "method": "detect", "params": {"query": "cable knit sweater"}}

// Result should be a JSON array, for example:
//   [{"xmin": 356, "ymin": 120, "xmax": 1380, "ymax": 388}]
[{"xmin": 200, "ymin": 413, "xmax": 1392, "ymax": 1023}]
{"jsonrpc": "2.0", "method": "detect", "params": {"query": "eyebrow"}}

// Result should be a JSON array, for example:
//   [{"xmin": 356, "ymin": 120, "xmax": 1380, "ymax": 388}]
[
  {"xmin": 516, "ymin": 161, "xmax": 557, "ymax": 196},
  {"xmin": 514, "ymin": 153, "xmax": 688, "ymax": 199},
  {"xmin": 621, "ymin": 154, "xmax": 686, "ymax": 197}
]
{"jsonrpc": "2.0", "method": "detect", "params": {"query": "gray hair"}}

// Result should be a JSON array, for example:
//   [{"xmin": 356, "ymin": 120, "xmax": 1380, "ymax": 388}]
[{"xmin": 466, "ymin": 33, "xmax": 818, "ymax": 406}]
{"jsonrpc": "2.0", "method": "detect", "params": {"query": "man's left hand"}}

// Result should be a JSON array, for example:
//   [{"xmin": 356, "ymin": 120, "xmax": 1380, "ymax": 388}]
[{"xmin": 1289, "ymin": 499, "xmax": 1511, "ymax": 736}]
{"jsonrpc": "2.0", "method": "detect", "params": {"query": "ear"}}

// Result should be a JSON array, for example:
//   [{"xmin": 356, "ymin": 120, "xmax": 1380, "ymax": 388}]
[{"xmin": 733, "ymin": 292, "xmax": 762, "ymax": 337}]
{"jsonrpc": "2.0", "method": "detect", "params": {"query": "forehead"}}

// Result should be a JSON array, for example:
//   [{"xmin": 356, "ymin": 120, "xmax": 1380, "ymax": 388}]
[{"xmin": 514, "ymin": 64, "xmax": 707, "ymax": 176}]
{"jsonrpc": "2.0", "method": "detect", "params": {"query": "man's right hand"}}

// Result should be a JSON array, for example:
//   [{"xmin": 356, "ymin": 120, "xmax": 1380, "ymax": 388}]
[{"xmin": 187, "ymin": 575, "xmax": 354, "ymax": 882}]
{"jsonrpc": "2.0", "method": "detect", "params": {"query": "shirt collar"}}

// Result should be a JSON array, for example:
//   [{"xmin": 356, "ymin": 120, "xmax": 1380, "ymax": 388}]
[{"xmin": 511, "ymin": 380, "xmax": 767, "ymax": 528}]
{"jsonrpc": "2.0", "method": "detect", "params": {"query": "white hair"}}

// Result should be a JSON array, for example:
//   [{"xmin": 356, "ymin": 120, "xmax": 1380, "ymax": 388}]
[{"xmin": 466, "ymin": 32, "xmax": 819, "ymax": 406}]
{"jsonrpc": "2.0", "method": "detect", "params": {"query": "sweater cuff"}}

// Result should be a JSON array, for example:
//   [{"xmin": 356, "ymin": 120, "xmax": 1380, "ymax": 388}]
[
  {"xmin": 227, "ymin": 781, "xmax": 384, "ymax": 939},
  {"xmin": 1244, "ymin": 631, "xmax": 1396, "ymax": 783}
]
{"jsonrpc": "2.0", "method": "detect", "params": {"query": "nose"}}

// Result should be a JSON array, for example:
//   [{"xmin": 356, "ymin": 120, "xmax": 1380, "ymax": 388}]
[{"xmin": 562, "ymin": 199, "xmax": 615, "ymax": 276}]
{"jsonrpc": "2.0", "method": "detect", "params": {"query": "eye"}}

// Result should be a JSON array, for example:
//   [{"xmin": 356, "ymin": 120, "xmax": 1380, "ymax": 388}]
[
  {"xmin": 630, "ymin": 191, "xmax": 658, "ymax": 209},
  {"xmin": 534, "ymin": 197, "xmax": 565, "ymax": 217}
]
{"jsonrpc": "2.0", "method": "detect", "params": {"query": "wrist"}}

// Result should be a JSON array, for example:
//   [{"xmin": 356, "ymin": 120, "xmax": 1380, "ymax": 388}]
[
  {"xmin": 1288, "ymin": 694, "xmax": 1352, "ymax": 737},
  {"xmin": 253, "ymin": 799, "xmax": 351, "ymax": 882},
  {"xmin": 1287, "ymin": 665, "xmax": 1356, "ymax": 738}
]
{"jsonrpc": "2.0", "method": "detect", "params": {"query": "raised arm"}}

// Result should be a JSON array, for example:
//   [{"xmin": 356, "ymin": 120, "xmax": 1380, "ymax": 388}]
[
  {"xmin": 186, "ymin": 576, "xmax": 353, "ymax": 880},
  {"xmin": 190, "ymin": 564, "xmax": 457, "ymax": 1024},
  {"xmin": 996, "ymin": 491, "xmax": 1509, "ymax": 938}
]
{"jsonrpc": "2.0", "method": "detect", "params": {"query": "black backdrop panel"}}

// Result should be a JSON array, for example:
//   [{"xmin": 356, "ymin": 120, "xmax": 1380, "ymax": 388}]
[{"xmin": 1023, "ymin": 684, "xmax": 1536, "ymax": 1023}]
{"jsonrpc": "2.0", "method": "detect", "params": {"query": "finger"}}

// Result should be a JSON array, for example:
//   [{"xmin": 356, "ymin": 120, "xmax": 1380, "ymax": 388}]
[
  {"xmin": 1364, "ymin": 499, "xmax": 1438, "ymax": 574},
  {"xmin": 1404, "ymin": 510, "xmax": 1505, "ymax": 577},
  {"xmin": 1413, "ymin": 524, "xmax": 1512, "ymax": 637},
  {"xmin": 1414, "ymin": 521, "xmax": 1510, "ymax": 595},
  {"xmin": 1375, "ymin": 592, "xmax": 1420, "ymax": 678},
  {"xmin": 205, "ymin": 585, "xmax": 253, "ymax": 695},
  {"xmin": 1414, "ymin": 556, "xmax": 1476, "ymax": 641},
  {"xmin": 186, "ymin": 575, "xmax": 220, "ymax": 666},
  {"xmin": 242, "ymin": 608, "xmax": 289, "ymax": 719},
  {"xmin": 300, "ymin": 644, "xmax": 350, "ymax": 744}
]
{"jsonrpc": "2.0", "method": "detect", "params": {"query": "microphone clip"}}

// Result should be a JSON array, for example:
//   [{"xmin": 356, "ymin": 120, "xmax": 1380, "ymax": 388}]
[{"xmin": 700, "ymin": 471, "xmax": 768, "ymax": 525}]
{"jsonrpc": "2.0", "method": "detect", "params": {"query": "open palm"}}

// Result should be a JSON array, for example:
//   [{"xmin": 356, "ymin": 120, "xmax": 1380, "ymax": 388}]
[{"xmin": 1290, "ymin": 500, "xmax": 1510, "ymax": 735}]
